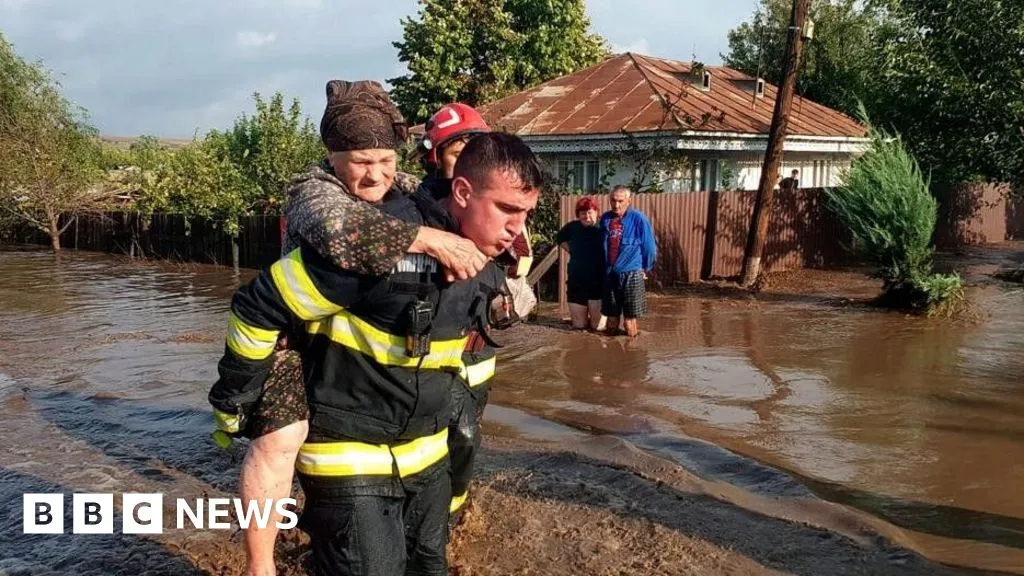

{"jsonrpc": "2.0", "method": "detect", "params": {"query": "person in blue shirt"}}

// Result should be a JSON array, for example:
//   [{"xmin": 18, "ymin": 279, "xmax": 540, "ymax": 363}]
[{"xmin": 599, "ymin": 185, "xmax": 656, "ymax": 338}]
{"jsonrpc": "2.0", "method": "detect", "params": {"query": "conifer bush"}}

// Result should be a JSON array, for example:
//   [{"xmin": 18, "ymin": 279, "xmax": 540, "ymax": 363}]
[{"xmin": 825, "ymin": 106, "xmax": 965, "ymax": 316}]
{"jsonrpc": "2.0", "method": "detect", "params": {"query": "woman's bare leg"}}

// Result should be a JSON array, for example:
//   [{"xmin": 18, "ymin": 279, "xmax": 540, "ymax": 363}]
[
  {"xmin": 587, "ymin": 300, "xmax": 604, "ymax": 332},
  {"xmin": 240, "ymin": 419, "xmax": 308, "ymax": 576},
  {"xmin": 568, "ymin": 303, "xmax": 588, "ymax": 329}
]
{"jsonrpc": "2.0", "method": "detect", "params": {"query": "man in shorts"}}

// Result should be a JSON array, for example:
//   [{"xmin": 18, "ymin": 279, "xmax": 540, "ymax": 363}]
[{"xmin": 599, "ymin": 185, "xmax": 656, "ymax": 338}]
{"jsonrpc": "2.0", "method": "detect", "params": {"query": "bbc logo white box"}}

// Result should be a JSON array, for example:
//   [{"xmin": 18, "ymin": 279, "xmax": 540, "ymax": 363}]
[
  {"xmin": 23, "ymin": 494, "xmax": 64, "ymax": 534},
  {"xmin": 122, "ymin": 493, "xmax": 164, "ymax": 534},
  {"xmin": 73, "ymin": 494, "xmax": 114, "ymax": 534}
]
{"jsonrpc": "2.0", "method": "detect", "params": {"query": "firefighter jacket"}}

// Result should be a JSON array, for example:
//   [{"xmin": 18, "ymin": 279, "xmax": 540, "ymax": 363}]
[{"xmin": 209, "ymin": 191, "xmax": 506, "ymax": 452}]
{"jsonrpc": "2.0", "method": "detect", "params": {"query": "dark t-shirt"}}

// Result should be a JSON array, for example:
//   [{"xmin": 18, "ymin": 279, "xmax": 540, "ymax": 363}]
[{"xmin": 555, "ymin": 221, "xmax": 605, "ymax": 288}]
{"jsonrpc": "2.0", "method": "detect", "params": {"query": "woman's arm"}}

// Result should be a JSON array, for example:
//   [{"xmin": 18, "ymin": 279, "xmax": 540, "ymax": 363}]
[{"xmin": 284, "ymin": 171, "xmax": 488, "ymax": 280}]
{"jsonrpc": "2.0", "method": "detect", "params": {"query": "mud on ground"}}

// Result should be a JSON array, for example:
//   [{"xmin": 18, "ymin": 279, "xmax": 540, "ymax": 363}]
[
  {"xmin": 237, "ymin": 434, "xmax": 981, "ymax": 576},
  {"xmin": 442, "ymin": 436, "xmax": 985, "ymax": 576}
]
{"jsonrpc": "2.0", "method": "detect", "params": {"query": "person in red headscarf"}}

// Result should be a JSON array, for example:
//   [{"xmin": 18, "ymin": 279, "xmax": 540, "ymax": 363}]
[{"xmin": 556, "ymin": 196, "xmax": 606, "ymax": 330}]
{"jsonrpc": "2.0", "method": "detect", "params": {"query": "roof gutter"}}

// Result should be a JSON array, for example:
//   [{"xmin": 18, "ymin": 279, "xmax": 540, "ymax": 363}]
[{"xmin": 518, "ymin": 130, "xmax": 870, "ymax": 155}]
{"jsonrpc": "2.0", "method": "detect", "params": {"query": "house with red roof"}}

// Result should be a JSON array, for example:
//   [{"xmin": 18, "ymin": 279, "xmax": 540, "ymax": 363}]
[{"xmin": 462, "ymin": 52, "xmax": 869, "ymax": 192}]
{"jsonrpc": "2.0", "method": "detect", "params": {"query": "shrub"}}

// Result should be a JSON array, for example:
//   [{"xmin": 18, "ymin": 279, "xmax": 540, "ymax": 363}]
[{"xmin": 825, "ymin": 104, "xmax": 965, "ymax": 315}]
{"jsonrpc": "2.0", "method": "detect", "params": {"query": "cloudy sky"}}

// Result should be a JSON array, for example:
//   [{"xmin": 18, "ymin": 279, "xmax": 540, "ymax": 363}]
[{"xmin": 1, "ymin": 0, "xmax": 757, "ymax": 138}]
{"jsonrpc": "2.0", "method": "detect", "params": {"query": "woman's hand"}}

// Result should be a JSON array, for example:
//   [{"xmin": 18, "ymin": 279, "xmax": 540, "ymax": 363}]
[{"xmin": 411, "ymin": 226, "xmax": 489, "ymax": 281}]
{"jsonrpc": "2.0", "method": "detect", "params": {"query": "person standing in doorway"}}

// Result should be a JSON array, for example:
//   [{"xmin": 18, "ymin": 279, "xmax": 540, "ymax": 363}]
[{"xmin": 600, "ymin": 186, "xmax": 656, "ymax": 338}]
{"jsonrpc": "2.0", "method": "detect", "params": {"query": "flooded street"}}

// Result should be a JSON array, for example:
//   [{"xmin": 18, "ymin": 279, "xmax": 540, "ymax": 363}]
[{"xmin": 1, "ymin": 246, "xmax": 1023, "ymax": 575}]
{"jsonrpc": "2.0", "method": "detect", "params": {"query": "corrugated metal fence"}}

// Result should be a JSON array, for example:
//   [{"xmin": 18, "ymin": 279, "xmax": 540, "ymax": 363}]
[
  {"xmin": 935, "ymin": 183, "xmax": 1024, "ymax": 247},
  {"xmin": 557, "ymin": 188, "xmax": 847, "ymax": 292}
]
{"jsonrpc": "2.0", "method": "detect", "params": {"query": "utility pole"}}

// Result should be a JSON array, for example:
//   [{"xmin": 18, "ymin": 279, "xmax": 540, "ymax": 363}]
[{"xmin": 741, "ymin": 0, "xmax": 812, "ymax": 287}]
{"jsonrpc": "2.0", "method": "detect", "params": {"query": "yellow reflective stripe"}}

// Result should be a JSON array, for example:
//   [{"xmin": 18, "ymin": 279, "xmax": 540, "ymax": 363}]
[
  {"xmin": 450, "ymin": 491, "xmax": 468, "ymax": 513},
  {"xmin": 514, "ymin": 255, "xmax": 533, "ymax": 278},
  {"xmin": 225, "ymin": 312, "xmax": 278, "ymax": 360},
  {"xmin": 392, "ymin": 428, "xmax": 449, "ymax": 477},
  {"xmin": 459, "ymin": 355, "xmax": 496, "ymax": 388},
  {"xmin": 296, "ymin": 429, "xmax": 449, "ymax": 478},
  {"xmin": 214, "ymin": 409, "xmax": 240, "ymax": 434},
  {"xmin": 297, "ymin": 445, "xmax": 396, "ymax": 476},
  {"xmin": 270, "ymin": 249, "xmax": 343, "ymax": 320},
  {"xmin": 307, "ymin": 312, "xmax": 466, "ymax": 369}
]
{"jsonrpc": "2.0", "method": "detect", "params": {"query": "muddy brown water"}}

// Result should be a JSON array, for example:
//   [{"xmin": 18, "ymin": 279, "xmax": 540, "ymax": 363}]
[{"xmin": 1, "ymin": 246, "xmax": 1022, "ymax": 575}]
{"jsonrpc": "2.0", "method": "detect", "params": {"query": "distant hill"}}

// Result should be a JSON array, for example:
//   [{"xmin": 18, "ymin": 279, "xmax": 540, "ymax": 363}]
[{"xmin": 99, "ymin": 135, "xmax": 192, "ymax": 150}]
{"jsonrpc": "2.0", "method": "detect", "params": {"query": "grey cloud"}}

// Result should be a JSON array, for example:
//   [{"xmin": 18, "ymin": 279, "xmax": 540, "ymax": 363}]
[{"xmin": 1, "ymin": 0, "xmax": 751, "ymax": 138}]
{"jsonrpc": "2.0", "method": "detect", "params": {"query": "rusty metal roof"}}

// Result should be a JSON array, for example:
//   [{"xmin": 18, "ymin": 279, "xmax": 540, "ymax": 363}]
[{"xmin": 469, "ymin": 53, "xmax": 866, "ymax": 139}]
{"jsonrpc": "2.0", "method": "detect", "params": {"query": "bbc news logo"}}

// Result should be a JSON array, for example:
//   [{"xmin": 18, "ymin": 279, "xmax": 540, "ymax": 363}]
[{"xmin": 23, "ymin": 494, "xmax": 298, "ymax": 534}]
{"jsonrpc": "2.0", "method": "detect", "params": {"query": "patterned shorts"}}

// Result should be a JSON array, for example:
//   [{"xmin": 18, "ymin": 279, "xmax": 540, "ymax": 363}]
[
  {"xmin": 601, "ymin": 270, "xmax": 648, "ymax": 319},
  {"xmin": 248, "ymin": 349, "xmax": 309, "ymax": 439}
]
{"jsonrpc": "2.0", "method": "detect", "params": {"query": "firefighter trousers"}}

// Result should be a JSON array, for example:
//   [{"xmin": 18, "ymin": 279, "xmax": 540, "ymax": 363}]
[
  {"xmin": 298, "ymin": 462, "xmax": 451, "ymax": 576},
  {"xmin": 449, "ymin": 382, "xmax": 490, "ymax": 517}
]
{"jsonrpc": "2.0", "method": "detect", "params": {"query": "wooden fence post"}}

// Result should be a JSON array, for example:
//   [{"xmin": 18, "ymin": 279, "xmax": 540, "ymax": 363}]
[{"xmin": 232, "ymin": 235, "xmax": 240, "ymax": 274}]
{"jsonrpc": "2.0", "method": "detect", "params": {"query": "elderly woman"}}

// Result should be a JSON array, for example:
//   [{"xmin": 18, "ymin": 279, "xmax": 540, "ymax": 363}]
[
  {"xmin": 224, "ymin": 80, "xmax": 492, "ymax": 576},
  {"xmin": 555, "ymin": 196, "xmax": 605, "ymax": 331}
]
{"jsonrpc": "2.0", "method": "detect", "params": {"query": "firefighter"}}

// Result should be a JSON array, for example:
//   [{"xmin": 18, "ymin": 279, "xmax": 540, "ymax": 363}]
[
  {"xmin": 413, "ymin": 104, "xmax": 537, "ymax": 521},
  {"xmin": 416, "ymin": 104, "xmax": 534, "ymax": 280},
  {"xmin": 233, "ymin": 80, "xmax": 497, "ymax": 576},
  {"xmin": 210, "ymin": 132, "xmax": 543, "ymax": 575}
]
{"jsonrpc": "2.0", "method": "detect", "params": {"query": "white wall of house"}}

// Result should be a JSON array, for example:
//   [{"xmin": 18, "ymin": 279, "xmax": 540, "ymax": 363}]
[
  {"xmin": 722, "ymin": 151, "xmax": 851, "ymax": 190},
  {"xmin": 539, "ymin": 150, "xmax": 852, "ymax": 193},
  {"xmin": 539, "ymin": 154, "xmax": 634, "ymax": 192}
]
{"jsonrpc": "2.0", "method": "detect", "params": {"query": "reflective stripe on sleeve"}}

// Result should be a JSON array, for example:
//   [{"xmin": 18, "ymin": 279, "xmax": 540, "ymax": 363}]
[
  {"xmin": 270, "ymin": 249, "xmax": 343, "ymax": 320},
  {"xmin": 225, "ymin": 312, "xmax": 278, "ymax": 360},
  {"xmin": 458, "ymin": 355, "xmax": 496, "ymax": 388}
]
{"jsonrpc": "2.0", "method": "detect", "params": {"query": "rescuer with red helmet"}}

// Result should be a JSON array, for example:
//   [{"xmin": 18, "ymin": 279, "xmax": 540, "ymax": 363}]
[
  {"xmin": 419, "ymin": 102, "xmax": 492, "ymax": 183},
  {"xmin": 413, "ymin": 104, "xmax": 538, "ymax": 526}
]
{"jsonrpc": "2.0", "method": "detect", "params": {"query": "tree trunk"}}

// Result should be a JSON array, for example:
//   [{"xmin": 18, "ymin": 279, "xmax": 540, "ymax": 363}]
[
  {"xmin": 742, "ymin": 0, "xmax": 812, "ymax": 287},
  {"xmin": 47, "ymin": 212, "xmax": 61, "ymax": 253}
]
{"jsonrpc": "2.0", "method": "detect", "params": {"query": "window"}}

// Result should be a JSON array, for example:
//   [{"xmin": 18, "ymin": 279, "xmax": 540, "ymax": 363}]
[
  {"xmin": 556, "ymin": 158, "xmax": 601, "ymax": 191},
  {"xmin": 700, "ymin": 159, "xmax": 720, "ymax": 191},
  {"xmin": 702, "ymin": 70, "xmax": 712, "ymax": 91},
  {"xmin": 662, "ymin": 159, "xmax": 720, "ymax": 192},
  {"xmin": 756, "ymin": 78, "xmax": 765, "ymax": 98}
]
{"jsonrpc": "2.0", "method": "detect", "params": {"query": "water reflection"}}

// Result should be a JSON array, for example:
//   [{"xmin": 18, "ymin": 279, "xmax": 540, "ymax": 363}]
[{"xmin": 501, "ymin": 284, "xmax": 1024, "ymax": 569}]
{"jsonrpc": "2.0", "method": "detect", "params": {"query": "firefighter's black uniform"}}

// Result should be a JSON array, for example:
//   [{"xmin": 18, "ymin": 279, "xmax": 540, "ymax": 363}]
[
  {"xmin": 416, "ymin": 177, "xmax": 498, "ymax": 518},
  {"xmin": 210, "ymin": 190, "xmax": 504, "ymax": 576}
]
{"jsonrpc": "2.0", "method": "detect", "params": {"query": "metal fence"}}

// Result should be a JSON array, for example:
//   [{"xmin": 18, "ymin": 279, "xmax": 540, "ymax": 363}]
[{"xmin": 4, "ymin": 212, "xmax": 283, "ymax": 270}]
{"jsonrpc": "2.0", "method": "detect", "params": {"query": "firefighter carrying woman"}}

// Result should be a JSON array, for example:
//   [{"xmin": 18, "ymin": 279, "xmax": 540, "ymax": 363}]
[{"xmin": 208, "ymin": 78, "xmax": 539, "ymax": 576}]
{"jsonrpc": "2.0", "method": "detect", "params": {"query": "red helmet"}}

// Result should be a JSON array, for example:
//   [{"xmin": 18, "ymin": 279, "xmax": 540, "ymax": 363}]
[{"xmin": 421, "ymin": 103, "xmax": 490, "ymax": 166}]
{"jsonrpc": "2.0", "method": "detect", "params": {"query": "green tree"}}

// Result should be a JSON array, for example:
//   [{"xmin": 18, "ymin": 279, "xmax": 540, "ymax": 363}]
[
  {"xmin": 213, "ymin": 92, "xmax": 323, "ymax": 212},
  {"xmin": 146, "ymin": 138, "xmax": 256, "ymax": 236},
  {"xmin": 868, "ymin": 0, "xmax": 1024, "ymax": 190},
  {"xmin": 390, "ymin": 0, "xmax": 608, "ymax": 124},
  {"xmin": 723, "ymin": 0, "xmax": 884, "ymax": 118},
  {"xmin": 0, "ymin": 33, "xmax": 109, "ymax": 252},
  {"xmin": 503, "ymin": 0, "xmax": 609, "ymax": 88},
  {"xmin": 136, "ymin": 92, "xmax": 322, "ymax": 235}
]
